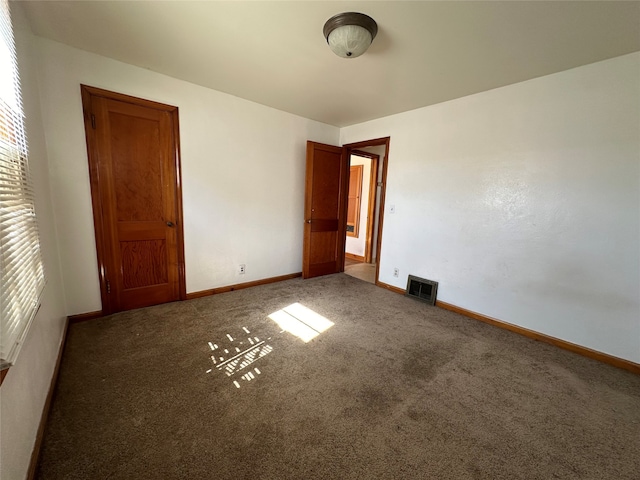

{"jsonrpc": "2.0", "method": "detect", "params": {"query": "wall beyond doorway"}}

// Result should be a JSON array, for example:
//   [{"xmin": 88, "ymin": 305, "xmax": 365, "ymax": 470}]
[{"xmin": 345, "ymin": 154, "xmax": 371, "ymax": 259}]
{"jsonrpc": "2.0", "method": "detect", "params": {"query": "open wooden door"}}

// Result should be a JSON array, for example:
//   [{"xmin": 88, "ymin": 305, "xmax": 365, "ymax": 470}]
[
  {"xmin": 302, "ymin": 141, "xmax": 348, "ymax": 279},
  {"xmin": 82, "ymin": 85, "xmax": 185, "ymax": 314}
]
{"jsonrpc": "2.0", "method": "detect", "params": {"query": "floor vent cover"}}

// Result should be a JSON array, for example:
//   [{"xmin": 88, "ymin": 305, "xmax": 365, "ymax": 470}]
[{"xmin": 406, "ymin": 275, "xmax": 438, "ymax": 305}]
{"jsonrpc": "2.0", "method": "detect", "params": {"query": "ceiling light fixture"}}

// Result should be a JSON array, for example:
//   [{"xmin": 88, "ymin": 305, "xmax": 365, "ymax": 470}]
[{"xmin": 323, "ymin": 12, "xmax": 378, "ymax": 59}]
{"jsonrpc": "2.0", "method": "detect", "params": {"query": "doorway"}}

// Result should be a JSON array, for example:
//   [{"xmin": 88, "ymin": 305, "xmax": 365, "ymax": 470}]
[
  {"xmin": 301, "ymin": 137, "xmax": 389, "ymax": 284},
  {"xmin": 81, "ymin": 85, "xmax": 186, "ymax": 314},
  {"xmin": 344, "ymin": 137, "xmax": 390, "ymax": 284},
  {"xmin": 344, "ymin": 149, "xmax": 380, "ymax": 284}
]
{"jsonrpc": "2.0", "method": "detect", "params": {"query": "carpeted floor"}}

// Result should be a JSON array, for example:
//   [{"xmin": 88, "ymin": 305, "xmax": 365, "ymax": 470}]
[{"xmin": 37, "ymin": 274, "xmax": 640, "ymax": 479}]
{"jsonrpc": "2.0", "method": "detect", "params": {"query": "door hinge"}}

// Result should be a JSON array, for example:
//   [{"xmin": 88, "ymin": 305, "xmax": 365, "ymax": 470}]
[
  {"xmin": 106, "ymin": 279, "xmax": 111, "ymax": 294},
  {"xmin": 91, "ymin": 114, "xmax": 96, "ymax": 129}
]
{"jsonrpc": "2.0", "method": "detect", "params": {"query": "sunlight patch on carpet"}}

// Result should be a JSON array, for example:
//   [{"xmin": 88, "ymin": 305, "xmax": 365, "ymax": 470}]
[
  {"xmin": 268, "ymin": 303, "xmax": 334, "ymax": 342},
  {"xmin": 204, "ymin": 303, "xmax": 334, "ymax": 388}
]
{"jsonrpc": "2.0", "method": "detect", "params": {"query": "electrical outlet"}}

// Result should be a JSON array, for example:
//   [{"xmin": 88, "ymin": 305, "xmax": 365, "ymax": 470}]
[
  {"xmin": 393, "ymin": 268, "xmax": 399, "ymax": 277},
  {"xmin": 238, "ymin": 264, "xmax": 246, "ymax": 275}
]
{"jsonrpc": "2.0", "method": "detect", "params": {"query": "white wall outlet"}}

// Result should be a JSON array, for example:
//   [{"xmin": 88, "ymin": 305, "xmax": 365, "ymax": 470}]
[
  {"xmin": 393, "ymin": 268, "xmax": 399, "ymax": 277},
  {"xmin": 390, "ymin": 205, "xmax": 396, "ymax": 214},
  {"xmin": 238, "ymin": 264, "xmax": 246, "ymax": 274}
]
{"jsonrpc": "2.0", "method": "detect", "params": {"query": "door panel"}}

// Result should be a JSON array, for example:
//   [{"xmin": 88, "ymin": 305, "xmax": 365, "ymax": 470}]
[
  {"xmin": 109, "ymin": 111, "xmax": 164, "ymax": 222},
  {"xmin": 302, "ymin": 141, "xmax": 347, "ymax": 279},
  {"xmin": 82, "ymin": 86, "xmax": 184, "ymax": 313},
  {"xmin": 120, "ymin": 239, "xmax": 168, "ymax": 288},
  {"xmin": 310, "ymin": 232, "xmax": 337, "ymax": 264}
]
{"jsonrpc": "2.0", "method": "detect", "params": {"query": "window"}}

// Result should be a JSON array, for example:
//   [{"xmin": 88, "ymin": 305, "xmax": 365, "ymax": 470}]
[{"xmin": 0, "ymin": 0, "xmax": 45, "ymax": 371}]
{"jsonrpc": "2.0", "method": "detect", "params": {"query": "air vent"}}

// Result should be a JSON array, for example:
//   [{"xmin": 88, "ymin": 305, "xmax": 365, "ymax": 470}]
[{"xmin": 406, "ymin": 275, "xmax": 438, "ymax": 305}]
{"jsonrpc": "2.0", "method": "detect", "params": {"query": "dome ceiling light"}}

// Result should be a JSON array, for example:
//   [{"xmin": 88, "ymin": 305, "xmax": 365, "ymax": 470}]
[{"xmin": 323, "ymin": 12, "xmax": 378, "ymax": 59}]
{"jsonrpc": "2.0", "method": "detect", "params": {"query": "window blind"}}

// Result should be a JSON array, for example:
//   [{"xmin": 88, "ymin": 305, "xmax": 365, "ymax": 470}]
[{"xmin": 0, "ymin": 0, "xmax": 45, "ymax": 369}]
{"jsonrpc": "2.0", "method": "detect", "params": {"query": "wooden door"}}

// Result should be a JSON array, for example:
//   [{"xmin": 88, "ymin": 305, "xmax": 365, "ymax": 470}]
[
  {"xmin": 82, "ymin": 85, "xmax": 185, "ymax": 314},
  {"xmin": 302, "ymin": 141, "xmax": 348, "ymax": 279}
]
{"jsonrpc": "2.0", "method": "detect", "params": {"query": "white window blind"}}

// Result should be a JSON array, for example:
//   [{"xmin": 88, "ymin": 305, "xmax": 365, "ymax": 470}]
[{"xmin": 0, "ymin": 0, "xmax": 45, "ymax": 370}]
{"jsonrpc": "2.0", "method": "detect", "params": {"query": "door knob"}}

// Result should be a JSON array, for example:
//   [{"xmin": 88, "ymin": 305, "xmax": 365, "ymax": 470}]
[
  {"xmin": 306, "ymin": 219, "xmax": 312, "ymax": 224},
  {"xmin": 166, "ymin": 221, "xmax": 174, "ymax": 227}
]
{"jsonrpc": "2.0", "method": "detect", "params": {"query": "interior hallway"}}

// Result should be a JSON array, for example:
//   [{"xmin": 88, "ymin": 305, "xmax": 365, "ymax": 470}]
[{"xmin": 344, "ymin": 257, "xmax": 376, "ymax": 284}]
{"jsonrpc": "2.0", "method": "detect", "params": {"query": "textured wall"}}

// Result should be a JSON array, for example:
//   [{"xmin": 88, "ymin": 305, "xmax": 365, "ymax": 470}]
[{"xmin": 341, "ymin": 53, "xmax": 640, "ymax": 362}]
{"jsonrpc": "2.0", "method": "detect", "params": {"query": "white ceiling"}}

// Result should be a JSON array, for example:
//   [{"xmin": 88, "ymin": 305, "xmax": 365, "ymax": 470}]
[{"xmin": 18, "ymin": 1, "xmax": 640, "ymax": 127}]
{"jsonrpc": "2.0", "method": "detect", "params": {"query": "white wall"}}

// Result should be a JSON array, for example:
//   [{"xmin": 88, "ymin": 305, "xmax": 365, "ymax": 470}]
[
  {"xmin": 1, "ymin": 6, "xmax": 67, "ymax": 479},
  {"xmin": 341, "ymin": 53, "xmax": 640, "ymax": 363},
  {"xmin": 345, "ymin": 155, "xmax": 371, "ymax": 258},
  {"xmin": 33, "ymin": 38, "xmax": 339, "ymax": 315}
]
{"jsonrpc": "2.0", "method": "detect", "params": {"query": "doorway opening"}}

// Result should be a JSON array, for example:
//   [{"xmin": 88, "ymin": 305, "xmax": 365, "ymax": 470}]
[
  {"xmin": 342, "ymin": 138, "xmax": 390, "ymax": 286},
  {"xmin": 301, "ymin": 137, "xmax": 389, "ymax": 283},
  {"xmin": 344, "ymin": 150, "xmax": 378, "ymax": 284}
]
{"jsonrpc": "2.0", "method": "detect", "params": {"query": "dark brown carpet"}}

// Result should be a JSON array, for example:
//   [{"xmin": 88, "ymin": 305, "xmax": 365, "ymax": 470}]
[{"xmin": 37, "ymin": 274, "xmax": 640, "ymax": 479}]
